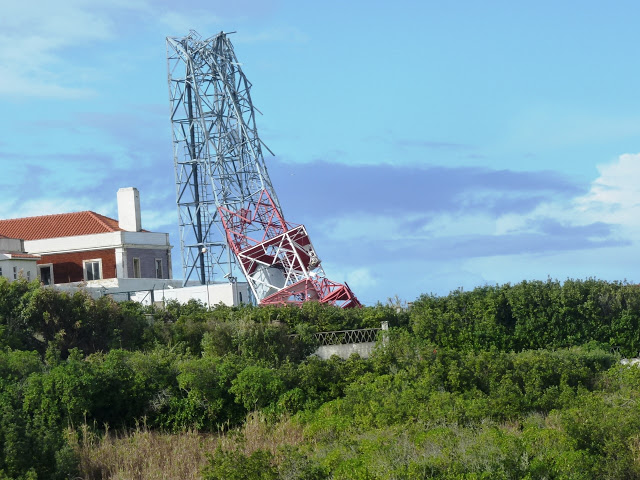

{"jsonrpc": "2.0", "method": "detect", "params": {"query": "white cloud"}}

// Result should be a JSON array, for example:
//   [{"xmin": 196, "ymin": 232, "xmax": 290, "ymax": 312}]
[
  {"xmin": 316, "ymin": 215, "xmax": 403, "ymax": 241},
  {"xmin": 235, "ymin": 27, "xmax": 309, "ymax": 44},
  {"xmin": 344, "ymin": 267, "xmax": 378, "ymax": 290},
  {"xmin": 504, "ymin": 153, "xmax": 640, "ymax": 237},
  {"xmin": 0, "ymin": 197, "xmax": 114, "ymax": 220},
  {"xmin": 0, "ymin": 2, "xmax": 113, "ymax": 40},
  {"xmin": 0, "ymin": 1, "xmax": 116, "ymax": 98},
  {"xmin": 318, "ymin": 210, "xmax": 503, "ymax": 244},
  {"xmin": 504, "ymin": 106, "xmax": 640, "ymax": 151},
  {"xmin": 0, "ymin": 0, "xmax": 188, "ymax": 99},
  {"xmin": 0, "ymin": 1, "xmax": 296, "ymax": 98},
  {"xmin": 421, "ymin": 212, "xmax": 497, "ymax": 238},
  {"xmin": 315, "ymin": 153, "xmax": 640, "ymax": 269},
  {"xmin": 140, "ymin": 208, "xmax": 176, "ymax": 231},
  {"xmin": 159, "ymin": 12, "xmax": 223, "ymax": 36},
  {"xmin": 320, "ymin": 264, "xmax": 379, "ymax": 304},
  {"xmin": 423, "ymin": 153, "xmax": 640, "ymax": 291},
  {"xmin": 574, "ymin": 153, "xmax": 640, "ymax": 228},
  {"xmin": 0, "ymin": 67, "xmax": 95, "ymax": 99},
  {"xmin": 482, "ymin": 153, "xmax": 640, "ymax": 240}
]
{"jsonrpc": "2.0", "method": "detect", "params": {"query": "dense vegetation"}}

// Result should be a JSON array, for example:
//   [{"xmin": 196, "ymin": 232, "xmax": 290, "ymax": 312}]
[{"xmin": 1, "ymin": 277, "xmax": 640, "ymax": 478}]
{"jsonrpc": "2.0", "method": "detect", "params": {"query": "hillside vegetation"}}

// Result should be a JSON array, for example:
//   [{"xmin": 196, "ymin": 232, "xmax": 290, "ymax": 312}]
[{"xmin": 1, "ymin": 277, "xmax": 640, "ymax": 479}]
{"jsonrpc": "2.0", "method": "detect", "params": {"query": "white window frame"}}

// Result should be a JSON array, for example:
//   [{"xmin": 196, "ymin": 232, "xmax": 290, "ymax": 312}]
[
  {"xmin": 0, "ymin": 266, "xmax": 3, "ymax": 277},
  {"xmin": 83, "ymin": 259, "xmax": 103, "ymax": 281},
  {"xmin": 13, "ymin": 266, "xmax": 17, "ymax": 280},
  {"xmin": 38, "ymin": 264, "xmax": 54, "ymax": 285},
  {"xmin": 132, "ymin": 257, "xmax": 141, "ymax": 278},
  {"xmin": 155, "ymin": 258, "xmax": 163, "ymax": 279}
]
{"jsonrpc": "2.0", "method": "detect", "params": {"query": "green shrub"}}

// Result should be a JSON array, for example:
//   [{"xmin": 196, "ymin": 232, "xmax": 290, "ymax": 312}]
[{"xmin": 202, "ymin": 447, "xmax": 277, "ymax": 480}]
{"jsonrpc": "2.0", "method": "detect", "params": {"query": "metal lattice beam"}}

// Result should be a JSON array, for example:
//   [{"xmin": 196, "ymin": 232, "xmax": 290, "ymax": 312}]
[
  {"xmin": 167, "ymin": 31, "xmax": 360, "ymax": 308},
  {"xmin": 166, "ymin": 31, "xmax": 280, "ymax": 286}
]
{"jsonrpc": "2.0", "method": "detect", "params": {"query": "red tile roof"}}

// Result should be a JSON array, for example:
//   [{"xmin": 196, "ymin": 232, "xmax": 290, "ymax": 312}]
[{"xmin": 0, "ymin": 211, "xmax": 125, "ymax": 240}]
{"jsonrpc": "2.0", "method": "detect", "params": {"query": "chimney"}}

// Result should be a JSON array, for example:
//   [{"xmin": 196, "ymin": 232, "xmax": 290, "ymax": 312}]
[{"xmin": 117, "ymin": 187, "xmax": 142, "ymax": 232}]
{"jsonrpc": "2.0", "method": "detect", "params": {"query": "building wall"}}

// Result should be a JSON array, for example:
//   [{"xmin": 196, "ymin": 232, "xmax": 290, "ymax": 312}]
[
  {"xmin": 0, "ymin": 238, "xmax": 24, "ymax": 252},
  {"xmin": 130, "ymin": 282, "xmax": 250, "ymax": 307},
  {"xmin": 37, "ymin": 249, "xmax": 117, "ymax": 284},
  {"xmin": 0, "ymin": 259, "xmax": 39, "ymax": 283},
  {"xmin": 24, "ymin": 231, "xmax": 173, "ymax": 283},
  {"xmin": 25, "ymin": 231, "xmax": 171, "ymax": 255},
  {"xmin": 125, "ymin": 248, "xmax": 171, "ymax": 279}
]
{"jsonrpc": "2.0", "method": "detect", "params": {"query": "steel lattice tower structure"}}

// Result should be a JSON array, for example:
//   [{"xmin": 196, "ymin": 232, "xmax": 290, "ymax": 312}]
[
  {"xmin": 167, "ymin": 30, "xmax": 279, "ymax": 286},
  {"xmin": 167, "ymin": 31, "xmax": 360, "ymax": 308}
]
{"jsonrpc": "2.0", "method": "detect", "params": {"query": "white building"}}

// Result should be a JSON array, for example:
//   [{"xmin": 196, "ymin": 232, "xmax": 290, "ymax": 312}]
[
  {"xmin": 0, "ymin": 188, "xmax": 248, "ymax": 306},
  {"xmin": 0, "ymin": 188, "xmax": 173, "ymax": 286},
  {"xmin": 0, "ymin": 236, "xmax": 40, "ymax": 283}
]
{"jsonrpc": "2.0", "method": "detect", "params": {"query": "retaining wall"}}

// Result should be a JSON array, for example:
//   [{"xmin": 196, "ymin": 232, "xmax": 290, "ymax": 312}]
[{"xmin": 314, "ymin": 341, "xmax": 378, "ymax": 360}]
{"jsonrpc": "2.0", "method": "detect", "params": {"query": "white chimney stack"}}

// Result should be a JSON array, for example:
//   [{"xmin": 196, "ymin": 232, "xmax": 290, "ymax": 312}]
[{"xmin": 117, "ymin": 187, "xmax": 142, "ymax": 232}]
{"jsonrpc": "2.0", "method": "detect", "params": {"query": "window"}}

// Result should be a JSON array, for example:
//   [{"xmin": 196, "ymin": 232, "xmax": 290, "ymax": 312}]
[
  {"xmin": 155, "ymin": 259, "xmax": 163, "ymax": 279},
  {"xmin": 13, "ymin": 267, "xmax": 17, "ymax": 280},
  {"xmin": 83, "ymin": 259, "xmax": 102, "ymax": 281},
  {"xmin": 132, "ymin": 258, "xmax": 141, "ymax": 278},
  {"xmin": 0, "ymin": 267, "xmax": 2, "ymax": 277},
  {"xmin": 39, "ymin": 264, "xmax": 53, "ymax": 285},
  {"xmin": 26, "ymin": 271, "xmax": 30, "ymax": 281}
]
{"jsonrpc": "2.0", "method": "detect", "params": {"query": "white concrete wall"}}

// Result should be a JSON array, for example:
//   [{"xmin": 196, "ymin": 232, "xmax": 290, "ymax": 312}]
[
  {"xmin": 121, "ymin": 231, "xmax": 171, "ymax": 247},
  {"xmin": 54, "ymin": 280, "xmax": 250, "ymax": 307},
  {"xmin": 0, "ymin": 258, "xmax": 39, "ymax": 282},
  {"xmin": 0, "ymin": 238, "xmax": 24, "ymax": 252},
  {"xmin": 138, "ymin": 282, "xmax": 250, "ymax": 308},
  {"xmin": 314, "ymin": 342, "xmax": 378, "ymax": 360},
  {"xmin": 26, "ymin": 232, "xmax": 123, "ymax": 254},
  {"xmin": 25, "ymin": 231, "xmax": 171, "ymax": 255},
  {"xmin": 55, "ymin": 278, "xmax": 183, "ymax": 296}
]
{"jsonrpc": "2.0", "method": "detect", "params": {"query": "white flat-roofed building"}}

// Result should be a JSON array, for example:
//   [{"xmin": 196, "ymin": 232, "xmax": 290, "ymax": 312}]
[
  {"xmin": 0, "ymin": 235, "xmax": 40, "ymax": 283},
  {"xmin": 0, "ymin": 188, "xmax": 247, "ymax": 306}
]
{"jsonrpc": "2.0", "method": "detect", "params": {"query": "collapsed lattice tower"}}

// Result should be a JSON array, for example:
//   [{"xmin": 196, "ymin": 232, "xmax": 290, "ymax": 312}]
[{"xmin": 166, "ymin": 31, "xmax": 359, "ymax": 308}]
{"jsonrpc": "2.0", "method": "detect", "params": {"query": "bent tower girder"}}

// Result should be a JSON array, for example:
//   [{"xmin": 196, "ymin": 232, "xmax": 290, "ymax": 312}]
[
  {"xmin": 167, "ymin": 31, "xmax": 360, "ymax": 308},
  {"xmin": 167, "ymin": 30, "xmax": 279, "ymax": 286}
]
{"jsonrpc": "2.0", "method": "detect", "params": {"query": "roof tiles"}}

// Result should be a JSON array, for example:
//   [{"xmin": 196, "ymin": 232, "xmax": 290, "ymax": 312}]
[{"xmin": 0, "ymin": 211, "xmax": 124, "ymax": 240}]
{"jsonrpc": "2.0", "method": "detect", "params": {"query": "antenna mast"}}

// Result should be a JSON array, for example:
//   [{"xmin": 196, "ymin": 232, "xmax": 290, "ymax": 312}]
[
  {"xmin": 167, "ymin": 31, "xmax": 359, "ymax": 307},
  {"xmin": 167, "ymin": 30, "xmax": 278, "ymax": 286}
]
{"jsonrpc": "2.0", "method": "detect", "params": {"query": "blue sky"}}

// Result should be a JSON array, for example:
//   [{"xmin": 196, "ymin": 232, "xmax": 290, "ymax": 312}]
[{"xmin": 2, "ymin": 0, "xmax": 640, "ymax": 304}]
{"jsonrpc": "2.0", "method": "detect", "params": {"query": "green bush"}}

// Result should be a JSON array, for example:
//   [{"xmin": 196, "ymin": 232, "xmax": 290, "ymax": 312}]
[{"xmin": 202, "ymin": 447, "xmax": 277, "ymax": 480}]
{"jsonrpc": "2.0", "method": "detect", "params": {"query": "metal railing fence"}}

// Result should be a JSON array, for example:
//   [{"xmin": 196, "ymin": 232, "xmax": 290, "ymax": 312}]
[{"xmin": 313, "ymin": 327, "xmax": 381, "ymax": 346}]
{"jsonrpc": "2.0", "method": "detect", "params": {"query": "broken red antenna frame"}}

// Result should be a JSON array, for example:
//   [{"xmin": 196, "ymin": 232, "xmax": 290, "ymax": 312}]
[{"xmin": 218, "ymin": 190, "xmax": 361, "ymax": 308}]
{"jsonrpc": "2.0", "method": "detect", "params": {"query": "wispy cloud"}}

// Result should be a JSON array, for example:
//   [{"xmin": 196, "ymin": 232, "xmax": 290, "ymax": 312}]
[
  {"xmin": 504, "ymin": 107, "xmax": 640, "ymax": 150},
  {"xmin": 0, "ymin": 1, "xmax": 117, "ymax": 98},
  {"xmin": 575, "ymin": 153, "xmax": 640, "ymax": 221},
  {"xmin": 268, "ymin": 153, "xmax": 637, "ymax": 302},
  {"xmin": 139, "ymin": 207, "xmax": 177, "ymax": 231},
  {"xmin": 157, "ymin": 11, "xmax": 223, "ymax": 36},
  {"xmin": 235, "ymin": 27, "xmax": 309, "ymax": 44},
  {"xmin": 394, "ymin": 139, "xmax": 472, "ymax": 150},
  {"xmin": 270, "ymin": 160, "xmax": 582, "ymax": 220},
  {"xmin": 0, "ymin": 0, "xmax": 282, "ymax": 99},
  {"xmin": 0, "ymin": 196, "xmax": 114, "ymax": 222}
]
